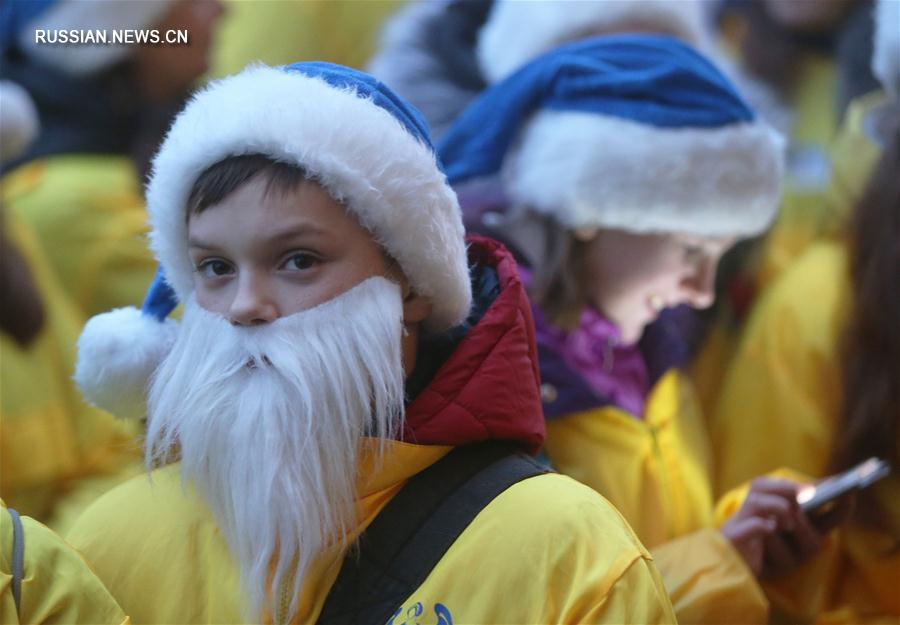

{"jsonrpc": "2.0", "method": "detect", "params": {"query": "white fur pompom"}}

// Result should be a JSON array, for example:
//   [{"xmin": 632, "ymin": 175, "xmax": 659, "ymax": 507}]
[
  {"xmin": 0, "ymin": 81, "xmax": 39, "ymax": 163},
  {"xmin": 75, "ymin": 307, "xmax": 179, "ymax": 420}
]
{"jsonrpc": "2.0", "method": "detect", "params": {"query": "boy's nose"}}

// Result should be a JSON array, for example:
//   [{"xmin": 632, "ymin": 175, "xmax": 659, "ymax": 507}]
[{"xmin": 228, "ymin": 276, "xmax": 278, "ymax": 326}]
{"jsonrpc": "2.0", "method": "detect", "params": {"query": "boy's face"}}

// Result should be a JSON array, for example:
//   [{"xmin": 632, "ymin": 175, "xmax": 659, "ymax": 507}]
[{"xmin": 187, "ymin": 175, "xmax": 398, "ymax": 324}]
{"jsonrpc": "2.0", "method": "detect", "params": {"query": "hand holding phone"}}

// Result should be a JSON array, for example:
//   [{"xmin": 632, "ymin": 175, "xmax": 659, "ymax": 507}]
[{"xmin": 796, "ymin": 457, "xmax": 890, "ymax": 526}]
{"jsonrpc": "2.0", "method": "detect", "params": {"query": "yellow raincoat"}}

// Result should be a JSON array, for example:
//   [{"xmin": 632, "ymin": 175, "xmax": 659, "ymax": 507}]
[
  {"xmin": 0, "ymin": 500, "xmax": 128, "ymax": 624},
  {"xmin": 210, "ymin": 0, "xmax": 402, "ymax": 78},
  {"xmin": 4, "ymin": 155, "xmax": 156, "ymax": 318},
  {"xmin": 712, "ymin": 241, "xmax": 900, "ymax": 623},
  {"xmin": 544, "ymin": 371, "xmax": 768, "ymax": 624},
  {"xmin": 818, "ymin": 91, "xmax": 888, "ymax": 235},
  {"xmin": 690, "ymin": 89, "xmax": 885, "ymax": 429},
  {"xmin": 0, "ymin": 208, "xmax": 143, "ymax": 532},
  {"xmin": 67, "ymin": 440, "xmax": 675, "ymax": 624},
  {"xmin": 753, "ymin": 55, "xmax": 838, "ymax": 288}
]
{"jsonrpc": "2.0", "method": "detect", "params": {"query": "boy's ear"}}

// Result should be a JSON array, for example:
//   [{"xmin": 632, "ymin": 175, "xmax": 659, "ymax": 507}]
[{"xmin": 402, "ymin": 290, "xmax": 432, "ymax": 325}]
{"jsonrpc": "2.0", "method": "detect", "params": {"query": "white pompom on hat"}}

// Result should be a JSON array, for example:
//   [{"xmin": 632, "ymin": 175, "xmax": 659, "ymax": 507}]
[{"xmin": 75, "ymin": 62, "xmax": 470, "ymax": 418}]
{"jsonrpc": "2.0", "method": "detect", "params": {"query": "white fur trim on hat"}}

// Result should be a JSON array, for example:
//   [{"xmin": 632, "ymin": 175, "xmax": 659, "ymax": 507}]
[
  {"xmin": 504, "ymin": 110, "xmax": 786, "ymax": 237},
  {"xmin": 147, "ymin": 64, "xmax": 470, "ymax": 331},
  {"xmin": 477, "ymin": 0, "xmax": 711, "ymax": 83},
  {"xmin": 0, "ymin": 81, "xmax": 39, "ymax": 163},
  {"xmin": 872, "ymin": 0, "xmax": 900, "ymax": 97},
  {"xmin": 17, "ymin": 0, "xmax": 176, "ymax": 76},
  {"xmin": 75, "ymin": 307, "xmax": 179, "ymax": 420}
]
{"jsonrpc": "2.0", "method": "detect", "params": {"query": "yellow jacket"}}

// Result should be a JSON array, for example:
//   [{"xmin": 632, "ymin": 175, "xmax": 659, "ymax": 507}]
[
  {"xmin": 210, "ymin": 0, "xmax": 402, "ymax": 78},
  {"xmin": 0, "ymin": 209, "xmax": 143, "ymax": 531},
  {"xmin": 4, "ymin": 155, "xmax": 156, "ymax": 318},
  {"xmin": 690, "ymin": 90, "xmax": 886, "ymax": 437},
  {"xmin": 0, "ymin": 500, "xmax": 128, "ymax": 624},
  {"xmin": 754, "ymin": 54, "xmax": 837, "ymax": 289},
  {"xmin": 819, "ymin": 91, "xmax": 887, "ymax": 236},
  {"xmin": 544, "ymin": 371, "xmax": 768, "ymax": 624},
  {"xmin": 67, "ymin": 440, "xmax": 676, "ymax": 624},
  {"xmin": 712, "ymin": 241, "xmax": 900, "ymax": 623}
]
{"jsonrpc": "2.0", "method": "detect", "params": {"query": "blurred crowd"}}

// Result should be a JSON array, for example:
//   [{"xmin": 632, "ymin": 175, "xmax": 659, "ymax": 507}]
[{"xmin": 0, "ymin": 0, "xmax": 897, "ymax": 623}]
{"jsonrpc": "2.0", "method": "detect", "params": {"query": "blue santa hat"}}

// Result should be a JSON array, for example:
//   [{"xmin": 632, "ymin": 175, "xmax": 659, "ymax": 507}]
[
  {"xmin": 439, "ymin": 34, "xmax": 785, "ymax": 238},
  {"xmin": 75, "ymin": 62, "xmax": 468, "ymax": 419}
]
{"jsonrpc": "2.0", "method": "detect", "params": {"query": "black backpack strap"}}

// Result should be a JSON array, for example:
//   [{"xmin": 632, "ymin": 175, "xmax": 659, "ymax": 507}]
[
  {"xmin": 317, "ymin": 442, "xmax": 551, "ymax": 625},
  {"xmin": 7, "ymin": 507, "xmax": 24, "ymax": 617}
]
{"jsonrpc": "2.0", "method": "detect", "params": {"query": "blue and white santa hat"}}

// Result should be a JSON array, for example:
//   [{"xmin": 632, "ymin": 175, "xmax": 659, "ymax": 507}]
[
  {"xmin": 477, "ymin": 0, "xmax": 713, "ymax": 83},
  {"xmin": 76, "ymin": 62, "xmax": 469, "ymax": 419},
  {"xmin": 440, "ymin": 34, "xmax": 785, "ymax": 238}
]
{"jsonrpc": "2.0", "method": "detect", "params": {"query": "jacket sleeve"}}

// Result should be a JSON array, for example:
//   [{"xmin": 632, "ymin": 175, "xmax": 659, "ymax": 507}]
[
  {"xmin": 74, "ymin": 196, "xmax": 157, "ymax": 317},
  {"xmin": 573, "ymin": 550, "xmax": 677, "ymax": 625},
  {"xmin": 1, "ymin": 508, "xmax": 129, "ymax": 624},
  {"xmin": 651, "ymin": 527, "xmax": 769, "ymax": 625},
  {"xmin": 714, "ymin": 474, "xmax": 843, "ymax": 623}
]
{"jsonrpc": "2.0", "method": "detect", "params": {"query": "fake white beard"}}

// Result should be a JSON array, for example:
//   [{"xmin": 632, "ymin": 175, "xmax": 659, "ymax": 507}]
[{"xmin": 145, "ymin": 277, "xmax": 406, "ymax": 622}]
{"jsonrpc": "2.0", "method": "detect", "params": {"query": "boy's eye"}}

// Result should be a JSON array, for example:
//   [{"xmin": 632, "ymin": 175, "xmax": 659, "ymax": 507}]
[
  {"xmin": 198, "ymin": 259, "xmax": 233, "ymax": 277},
  {"xmin": 283, "ymin": 253, "xmax": 320, "ymax": 272}
]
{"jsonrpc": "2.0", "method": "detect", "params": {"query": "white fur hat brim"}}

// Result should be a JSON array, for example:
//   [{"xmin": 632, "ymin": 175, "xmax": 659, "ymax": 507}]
[
  {"xmin": 17, "ymin": 0, "xmax": 176, "ymax": 76},
  {"xmin": 505, "ymin": 110, "xmax": 786, "ymax": 237},
  {"xmin": 478, "ymin": 0, "xmax": 711, "ymax": 83},
  {"xmin": 872, "ymin": 0, "xmax": 900, "ymax": 96},
  {"xmin": 147, "ymin": 64, "xmax": 470, "ymax": 332}
]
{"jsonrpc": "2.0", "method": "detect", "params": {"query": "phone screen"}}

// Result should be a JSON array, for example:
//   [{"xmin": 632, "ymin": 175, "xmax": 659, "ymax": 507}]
[{"xmin": 797, "ymin": 457, "xmax": 890, "ymax": 514}]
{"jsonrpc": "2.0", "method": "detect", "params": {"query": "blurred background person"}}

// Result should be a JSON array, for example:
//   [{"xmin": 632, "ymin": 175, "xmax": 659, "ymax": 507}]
[
  {"xmin": 0, "ymin": 78, "xmax": 140, "ymax": 536},
  {"xmin": 369, "ymin": 0, "xmax": 714, "ymax": 141},
  {"xmin": 209, "ymin": 0, "xmax": 402, "ymax": 78},
  {"xmin": 369, "ymin": 0, "xmax": 708, "ymax": 138},
  {"xmin": 691, "ymin": 0, "xmax": 879, "ymax": 418},
  {"xmin": 712, "ymin": 0, "xmax": 900, "ymax": 619},
  {"xmin": 1, "ymin": 498, "xmax": 128, "ymax": 623},
  {"xmin": 0, "ymin": 0, "xmax": 221, "ymax": 533},
  {"xmin": 438, "ymin": 35, "xmax": 832, "ymax": 624},
  {"xmin": 1, "ymin": 0, "xmax": 223, "ymax": 319}
]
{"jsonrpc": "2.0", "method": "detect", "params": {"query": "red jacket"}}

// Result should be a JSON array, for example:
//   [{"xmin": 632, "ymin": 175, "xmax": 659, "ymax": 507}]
[{"xmin": 403, "ymin": 235, "xmax": 545, "ymax": 454}]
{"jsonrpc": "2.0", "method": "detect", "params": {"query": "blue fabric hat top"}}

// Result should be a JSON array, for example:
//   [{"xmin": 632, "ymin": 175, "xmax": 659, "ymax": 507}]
[
  {"xmin": 141, "ymin": 62, "xmax": 442, "ymax": 322},
  {"xmin": 285, "ymin": 61, "xmax": 437, "ymax": 154},
  {"xmin": 438, "ymin": 34, "xmax": 756, "ymax": 186}
]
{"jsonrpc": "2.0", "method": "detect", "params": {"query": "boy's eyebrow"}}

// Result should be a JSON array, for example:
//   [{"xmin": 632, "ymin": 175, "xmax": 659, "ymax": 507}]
[
  {"xmin": 187, "ymin": 222, "xmax": 330, "ymax": 249},
  {"xmin": 265, "ymin": 222, "xmax": 330, "ymax": 243}
]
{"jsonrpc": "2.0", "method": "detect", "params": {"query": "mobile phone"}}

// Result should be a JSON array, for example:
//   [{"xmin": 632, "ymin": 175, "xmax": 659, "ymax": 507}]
[{"xmin": 796, "ymin": 457, "xmax": 891, "ymax": 514}]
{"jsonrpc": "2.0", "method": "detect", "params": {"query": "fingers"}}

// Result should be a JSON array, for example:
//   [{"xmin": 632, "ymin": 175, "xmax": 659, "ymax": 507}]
[
  {"xmin": 742, "ymin": 490, "xmax": 798, "ymax": 531},
  {"xmin": 725, "ymin": 515, "xmax": 778, "ymax": 540},
  {"xmin": 762, "ymin": 532, "xmax": 801, "ymax": 578},
  {"xmin": 808, "ymin": 492, "xmax": 857, "ymax": 532},
  {"xmin": 721, "ymin": 516, "xmax": 778, "ymax": 577},
  {"xmin": 789, "ymin": 505, "xmax": 825, "ymax": 558},
  {"xmin": 748, "ymin": 476, "xmax": 802, "ymax": 499}
]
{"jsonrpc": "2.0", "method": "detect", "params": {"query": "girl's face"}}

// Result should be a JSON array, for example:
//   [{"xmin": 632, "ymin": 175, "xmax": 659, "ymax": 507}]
[{"xmin": 582, "ymin": 229, "xmax": 737, "ymax": 344}]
